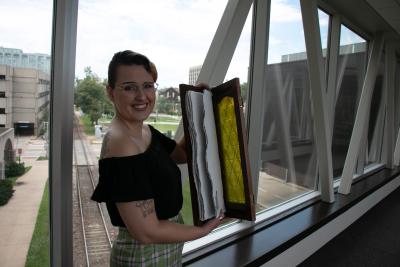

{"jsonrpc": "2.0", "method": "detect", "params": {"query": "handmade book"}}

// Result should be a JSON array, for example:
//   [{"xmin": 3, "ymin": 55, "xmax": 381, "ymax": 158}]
[{"xmin": 179, "ymin": 78, "xmax": 255, "ymax": 226}]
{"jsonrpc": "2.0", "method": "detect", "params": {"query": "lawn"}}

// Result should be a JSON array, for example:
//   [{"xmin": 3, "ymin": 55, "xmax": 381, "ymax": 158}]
[
  {"xmin": 181, "ymin": 178, "xmax": 194, "ymax": 225},
  {"xmin": 25, "ymin": 180, "xmax": 49, "ymax": 267},
  {"xmin": 80, "ymin": 114, "xmax": 95, "ymax": 135}
]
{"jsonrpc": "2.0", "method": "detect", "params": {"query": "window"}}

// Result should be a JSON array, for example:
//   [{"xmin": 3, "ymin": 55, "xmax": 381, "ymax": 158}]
[
  {"xmin": 331, "ymin": 25, "xmax": 367, "ymax": 178},
  {"xmin": 259, "ymin": 0, "xmax": 321, "ymax": 211},
  {"xmin": 395, "ymin": 59, "xmax": 400, "ymax": 138},
  {"xmin": 366, "ymin": 53, "xmax": 385, "ymax": 166},
  {"xmin": 74, "ymin": 1, "xmax": 229, "ymax": 264},
  {"xmin": 0, "ymin": 1, "xmax": 53, "ymax": 266}
]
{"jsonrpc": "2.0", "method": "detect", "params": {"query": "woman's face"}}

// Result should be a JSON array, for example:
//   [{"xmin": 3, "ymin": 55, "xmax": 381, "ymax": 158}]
[{"xmin": 108, "ymin": 64, "xmax": 156, "ymax": 123}]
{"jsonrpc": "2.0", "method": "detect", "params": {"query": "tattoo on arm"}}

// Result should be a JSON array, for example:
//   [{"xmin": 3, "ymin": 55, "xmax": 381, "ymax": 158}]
[{"xmin": 135, "ymin": 200, "xmax": 155, "ymax": 218}]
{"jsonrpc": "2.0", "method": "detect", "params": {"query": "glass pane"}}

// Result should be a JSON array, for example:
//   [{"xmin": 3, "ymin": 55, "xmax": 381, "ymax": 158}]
[
  {"xmin": 331, "ymin": 25, "xmax": 367, "ymax": 178},
  {"xmin": 0, "ymin": 1, "xmax": 52, "ymax": 267},
  {"xmin": 259, "ymin": 0, "xmax": 318, "ymax": 212},
  {"xmin": 319, "ymin": 9, "xmax": 329, "ymax": 52},
  {"xmin": 224, "ymin": 5, "xmax": 253, "ymax": 117},
  {"xmin": 366, "ymin": 53, "xmax": 385, "ymax": 165},
  {"xmin": 74, "ymin": 1, "xmax": 228, "ymax": 265},
  {"xmin": 395, "ymin": 59, "xmax": 400, "ymax": 144}
]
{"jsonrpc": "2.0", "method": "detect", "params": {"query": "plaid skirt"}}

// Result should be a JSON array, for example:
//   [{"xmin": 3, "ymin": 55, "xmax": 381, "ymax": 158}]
[{"xmin": 110, "ymin": 214, "xmax": 184, "ymax": 267}]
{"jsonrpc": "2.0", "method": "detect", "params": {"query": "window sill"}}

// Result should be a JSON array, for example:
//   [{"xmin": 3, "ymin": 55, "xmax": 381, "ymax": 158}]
[{"xmin": 183, "ymin": 166, "xmax": 400, "ymax": 266}]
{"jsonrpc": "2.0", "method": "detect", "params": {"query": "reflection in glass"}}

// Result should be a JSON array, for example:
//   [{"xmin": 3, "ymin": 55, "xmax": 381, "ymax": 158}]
[
  {"xmin": 394, "ymin": 61, "xmax": 400, "ymax": 150},
  {"xmin": 366, "ymin": 56, "xmax": 385, "ymax": 165},
  {"xmin": 331, "ymin": 25, "xmax": 367, "ymax": 178},
  {"xmin": 258, "ymin": 1, "xmax": 327, "ymax": 211}
]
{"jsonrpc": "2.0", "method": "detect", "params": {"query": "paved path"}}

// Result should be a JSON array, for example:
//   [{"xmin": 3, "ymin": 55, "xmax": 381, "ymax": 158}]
[{"xmin": 0, "ymin": 153, "xmax": 48, "ymax": 266}]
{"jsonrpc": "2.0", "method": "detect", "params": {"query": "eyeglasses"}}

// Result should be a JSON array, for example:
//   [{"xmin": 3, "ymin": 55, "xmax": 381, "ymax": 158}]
[{"xmin": 116, "ymin": 82, "xmax": 158, "ymax": 94}]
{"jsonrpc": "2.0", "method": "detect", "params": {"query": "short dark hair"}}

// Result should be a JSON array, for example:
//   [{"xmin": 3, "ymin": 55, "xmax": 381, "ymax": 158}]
[{"xmin": 107, "ymin": 50, "xmax": 157, "ymax": 88}]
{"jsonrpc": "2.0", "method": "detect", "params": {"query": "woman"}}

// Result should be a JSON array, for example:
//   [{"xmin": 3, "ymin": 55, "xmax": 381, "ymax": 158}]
[{"xmin": 91, "ymin": 50, "xmax": 223, "ymax": 266}]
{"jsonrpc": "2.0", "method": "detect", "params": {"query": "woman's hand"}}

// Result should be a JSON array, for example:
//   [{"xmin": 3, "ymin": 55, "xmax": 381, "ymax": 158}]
[
  {"xmin": 195, "ymin": 82, "xmax": 210, "ymax": 90},
  {"xmin": 201, "ymin": 214, "xmax": 225, "ymax": 235}
]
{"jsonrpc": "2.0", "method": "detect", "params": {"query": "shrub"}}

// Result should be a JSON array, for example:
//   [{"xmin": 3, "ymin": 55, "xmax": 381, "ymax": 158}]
[
  {"xmin": 5, "ymin": 162, "xmax": 26, "ymax": 178},
  {"xmin": 0, "ymin": 179, "xmax": 14, "ymax": 205}
]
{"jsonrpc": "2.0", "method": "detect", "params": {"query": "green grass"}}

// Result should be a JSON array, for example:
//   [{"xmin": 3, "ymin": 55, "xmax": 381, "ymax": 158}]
[
  {"xmin": 80, "ymin": 114, "xmax": 95, "ymax": 135},
  {"xmin": 146, "ymin": 115, "xmax": 180, "ymax": 123},
  {"xmin": 25, "ymin": 180, "xmax": 49, "ymax": 267},
  {"xmin": 181, "ymin": 178, "xmax": 193, "ymax": 225},
  {"xmin": 37, "ymin": 156, "xmax": 48, "ymax": 161}
]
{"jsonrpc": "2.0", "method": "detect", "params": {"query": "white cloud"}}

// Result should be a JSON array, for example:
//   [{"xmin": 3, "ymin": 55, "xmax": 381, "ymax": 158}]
[
  {"xmin": 1, "ymin": 0, "xmax": 253, "ymax": 87},
  {"xmin": 270, "ymin": 0, "xmax": 301, "ymax": 23},
  {"xmin": 75, "ymin": 0, "xmax": 235, "ymax": 87}
]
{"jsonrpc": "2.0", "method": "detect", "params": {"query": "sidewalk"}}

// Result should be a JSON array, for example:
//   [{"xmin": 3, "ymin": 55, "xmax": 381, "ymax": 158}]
[{"xmin": 0, "ymin": 157, "xmax": 48, "ymax": 267}]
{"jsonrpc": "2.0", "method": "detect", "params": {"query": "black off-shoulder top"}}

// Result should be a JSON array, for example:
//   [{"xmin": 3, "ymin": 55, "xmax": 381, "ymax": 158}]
[{"xmin": 91, "ymin": 125, "xmax": 183, "ymax": 227}]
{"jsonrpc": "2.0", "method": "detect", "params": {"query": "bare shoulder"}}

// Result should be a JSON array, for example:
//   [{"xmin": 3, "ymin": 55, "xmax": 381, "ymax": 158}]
[{"xmin": 100, "ymin": 129, "xmax": 139, "ymax": 158}]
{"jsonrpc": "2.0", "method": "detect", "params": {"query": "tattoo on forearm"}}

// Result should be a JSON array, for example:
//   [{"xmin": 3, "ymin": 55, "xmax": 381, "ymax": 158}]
[{"xmin": 135, "ymin": 200, "xmax": 154, "ymax": 218}]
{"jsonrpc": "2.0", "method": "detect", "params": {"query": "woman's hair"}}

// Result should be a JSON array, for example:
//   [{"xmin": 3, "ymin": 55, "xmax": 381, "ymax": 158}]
[{"xmin": 107, "ymin": 50, "xmax": 158, "ymax": 88}]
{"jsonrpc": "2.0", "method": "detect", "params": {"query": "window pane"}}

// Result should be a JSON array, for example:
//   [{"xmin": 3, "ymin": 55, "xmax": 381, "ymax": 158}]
[
  {"xmin": 259, "ymin": 0, "xmax": 319, "ymax": 211},
  {"xmin": 74, "ymin": 1, "xmax": 228, "ymax": 265},
  {"xmin": 331, "ymin": 25, "xmax": 367, "ymax": 178},
  {"xmin": 366, "ymin": 53, "xmax": 385, "ymax": 166},
  {"xmin": 395, "ymin": 59, "xmax": 400, "ymax": 146},
  {"xmin": 224, "ymin": 5, "xmax": 253, "ymax": 118},
  {"xmin": 0, "ymin": 1, "xmax": 52, "ymax": 266}
]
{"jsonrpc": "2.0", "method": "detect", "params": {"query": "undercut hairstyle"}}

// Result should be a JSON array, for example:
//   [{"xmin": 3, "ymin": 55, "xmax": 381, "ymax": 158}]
[{"xmin": 107, "ymin": 50, "xmax": 158, "ymax": 89}]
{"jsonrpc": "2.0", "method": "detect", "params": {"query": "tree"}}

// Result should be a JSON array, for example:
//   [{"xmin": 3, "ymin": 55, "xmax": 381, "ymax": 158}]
[
  {"xmin": 157, "ymin": 97, "xmax": 175, "ymax": 115},
  {"xmin": 240, "ymin": 82, "xmax": 249, "ymax": 104},
  {"xmin": 75, "ymin": 67, "xmax": 112, "ymax": 125}
]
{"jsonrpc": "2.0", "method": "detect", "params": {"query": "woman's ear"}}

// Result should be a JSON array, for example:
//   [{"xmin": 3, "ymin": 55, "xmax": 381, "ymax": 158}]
[{"xmin": 106, "ymin": 86, "xmax": 114, "ymax": 102}]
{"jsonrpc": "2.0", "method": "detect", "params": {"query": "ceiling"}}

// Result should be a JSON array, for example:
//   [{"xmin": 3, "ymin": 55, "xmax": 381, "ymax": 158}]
[
  {"xmin": 366, "ymin": 0, "xmax": 400, "ymax": 36},
  {"xmin": 321, "ymin": 0, "xmax": 400, "ymax": 52}
]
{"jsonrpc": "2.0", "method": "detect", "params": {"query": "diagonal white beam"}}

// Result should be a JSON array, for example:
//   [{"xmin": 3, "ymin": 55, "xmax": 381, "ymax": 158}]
[
  {"xmin": 338, "ymin": 33, "xmax": 384, "ymax": 195},
  {"xmin": 326, "ymin": 14, "xmax": 341, "ymax": 130},
  {"xmin": 300, "ymin": 0, "xmax": 334, "ymax": 202},
  {"xmin": 196, "ymin": 0, "xmax": 253, "ymax": 87}
]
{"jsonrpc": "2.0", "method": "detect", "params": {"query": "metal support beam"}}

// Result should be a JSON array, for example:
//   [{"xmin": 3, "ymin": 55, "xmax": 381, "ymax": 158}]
[
  {"xmin": 339, "ymin": 33, "xmax": 384, "ymax": 195},
  {"xmin": 326, "ymin": 15, "xmax": 341, "ymax": 129},
  {"xmin": 300, "ymin": 0, "xmax": 334, "ymax": 202},
  {"xmin": 196, "ymin": 0, "xmax": 253, "ymax": 87},
  {"xmin": 50, "ymin": 0, "xmax": 79, "ymax": 266},
  {"xmin": 247, "ymin": 0, "xmax": 271, "ymax": 199},
  {"xmin": 383, "ymin": 43, "xmax": 396, "ymax": 168}
]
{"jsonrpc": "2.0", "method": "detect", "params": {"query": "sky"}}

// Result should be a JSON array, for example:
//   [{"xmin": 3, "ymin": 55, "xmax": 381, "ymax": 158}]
[{"xmin": 0, "ymin": 0, "xmax": 365, "ymax": 88}]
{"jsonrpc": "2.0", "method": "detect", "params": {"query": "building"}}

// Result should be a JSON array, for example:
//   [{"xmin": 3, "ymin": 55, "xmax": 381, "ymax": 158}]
[
  {"xmin": 157, "ymin": 87, "xmax": 181, "ymax": 114},
  {"xmin": 158, "ymin": 86, "xmax": 180, "ymax": 101},
  {"xmin": 0, "ymin": 64, "xmax": 50, "ymax": 135},
  {"xmin": 189, "ymin": 64, "xmax": 202, "ymax": 85},
  {"xmin": 0, "ymin": 47, "xmax": 51, "ymax": 75}
]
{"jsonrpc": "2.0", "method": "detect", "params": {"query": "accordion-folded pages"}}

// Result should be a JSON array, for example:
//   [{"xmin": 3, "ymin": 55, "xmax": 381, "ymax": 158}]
[{"xmin": 180, "ymin": 78, "xmax": 255, "ymax": 226}]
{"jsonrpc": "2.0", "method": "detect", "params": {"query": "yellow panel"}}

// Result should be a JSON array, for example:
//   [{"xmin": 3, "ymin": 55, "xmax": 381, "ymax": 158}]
[{"xmin": 217, "ymin": 96, "xmax": 245, "ymax": 204}]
